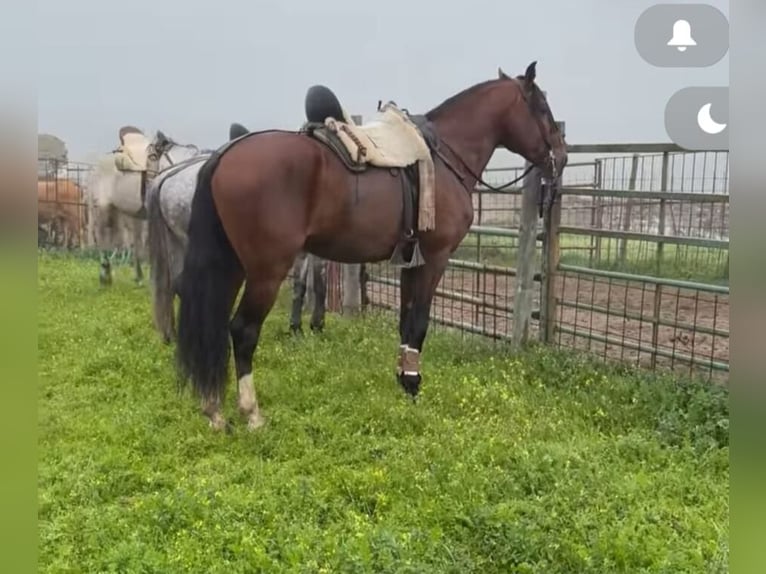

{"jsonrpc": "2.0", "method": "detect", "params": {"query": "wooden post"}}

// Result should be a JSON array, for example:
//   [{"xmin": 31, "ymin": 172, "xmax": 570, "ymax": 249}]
[
  {"xmin": 618, "ymin": 153, "xmax": 639, "ymax": 265},
  {"xmin": 341, "ymin": 114, "xmax": 363, "ymax": 316},
  {"xmin": 511, "ymin": 162, "xmax": 541, "ymax": 348},
  {"xmin": 306, "ymin": 256, "xmax": 316, "ymax": 313},
  {"xmin": 650, "ymin": 151, "xmax": 670, "ymax": 369},
  {"xmin": 539, "ymin": 121, "xmax": 565, "ymax": 344},
  {"xmin": 326, "ymin": 261, "xmax": 342, "ymax": 313}
]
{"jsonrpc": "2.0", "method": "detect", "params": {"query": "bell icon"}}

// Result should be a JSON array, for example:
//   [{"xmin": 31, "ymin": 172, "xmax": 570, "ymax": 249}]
[{"xmin": 667, "ymin": 19, "xmax": 697, "ymax": 51}]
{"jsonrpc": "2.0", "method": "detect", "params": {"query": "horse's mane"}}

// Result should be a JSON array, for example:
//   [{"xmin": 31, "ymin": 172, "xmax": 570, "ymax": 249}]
[{"xmin": 425, "ymin": 79, "xmax": 500, "ymax": 120}]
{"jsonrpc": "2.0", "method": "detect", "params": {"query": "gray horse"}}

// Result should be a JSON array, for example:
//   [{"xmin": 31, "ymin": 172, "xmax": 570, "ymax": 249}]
[
  {"xmin": 147, "ymin": 123, "xmax": 329, "ymax": 343},
  {"xmin": 86, "ymin": 129, "xmax": 203, "ymax": 286}
]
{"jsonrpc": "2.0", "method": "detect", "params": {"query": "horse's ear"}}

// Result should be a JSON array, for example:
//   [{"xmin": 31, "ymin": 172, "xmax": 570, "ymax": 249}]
[
  {"xmin": 524, "ymin": 61, "xmax": 537, "ymax": 83},
  {"xmin": 498, "ymin": 66, "xmax": 510, "ymax": 80}
]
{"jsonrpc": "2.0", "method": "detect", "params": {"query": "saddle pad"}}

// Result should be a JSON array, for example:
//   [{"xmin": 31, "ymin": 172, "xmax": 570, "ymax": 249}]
[
  {"xmin": 325, "ymin": 103, "xmax": 429, "ymax": 168},
  {"xmin": 325, "ymin": 103, "xmax": 435, "ymax": 230}
]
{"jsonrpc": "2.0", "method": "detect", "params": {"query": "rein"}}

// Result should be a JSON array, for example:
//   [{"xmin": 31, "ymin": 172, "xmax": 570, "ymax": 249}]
[
  {"xmin": 435, "ymin": 138, "xmax": 535, "ymax": 193},
  {"xmin": 419, "ymin": 79, "xmax": 562, "ymax": 218},
  {"xmin": 433, "ymin": 130, "xmax": 559, "ymax": 219}
]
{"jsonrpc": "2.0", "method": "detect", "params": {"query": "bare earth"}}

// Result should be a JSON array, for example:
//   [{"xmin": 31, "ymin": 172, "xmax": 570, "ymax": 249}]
[{"xmin": 364, "ymin": 265, "xmax": 729, "ymax": 383}]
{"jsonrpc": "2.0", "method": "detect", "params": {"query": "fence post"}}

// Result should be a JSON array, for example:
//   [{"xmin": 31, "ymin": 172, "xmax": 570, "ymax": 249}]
[
  {"xmin": 511, "ymin": 162, "xmax": 541, "ymax": 348},
  {"xmin": 590, "ymin": 159, "xmax": 603, "ymax": 267},
  {"xmin": 341, "ymin": 114, "xmax": 363, "ymax": 316},
  {"xmin": 650, "ymin": 151, "xmax": 670, "ymax": 369},
  {"xmin": 656, "ymin": 151, "xmax": 669, "ymax": 272},
  {"xmin": 326, "ymin": 261, "xmax": 342, "ymax": 313},
  {"xmin": 618, "ymin": 153, "xmax": 640, "ymax": 264},
  {"xmin": 539, "ymin": 121, "xmax": 565, "ymax": 344},
  {"xmin": 474, "ymin": 189, "xmax": 483, "ymax": 326}
]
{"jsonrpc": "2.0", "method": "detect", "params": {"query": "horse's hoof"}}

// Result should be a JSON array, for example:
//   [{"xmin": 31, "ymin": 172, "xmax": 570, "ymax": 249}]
[
  {"xmin": 397, "ymin": 372, "xmax": 421, "ymax": 398},
  {"xmin": 247, "ymin": 414, "xmax": 266, "ymax": 431},
  {"xmin": 208, "ymin": 415, "xmax": 229, "ymax": 432}
]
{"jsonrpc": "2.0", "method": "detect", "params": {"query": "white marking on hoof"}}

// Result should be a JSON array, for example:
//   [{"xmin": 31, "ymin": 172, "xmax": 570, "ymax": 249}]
[
  {"xmin": 247, "ymin": 413, "xmax": 266, "ymax": 431},
  {"xmin": 208, "ymin": 412, "xmax": 227, "ymax": 431}
]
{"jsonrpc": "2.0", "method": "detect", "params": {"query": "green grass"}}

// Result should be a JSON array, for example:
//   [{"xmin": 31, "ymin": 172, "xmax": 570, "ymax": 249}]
[
  {"xmin": 454, "ymin": 234, "xmax": 729, "ymax": 284},
  {"xmin": 38, "ymin": 254, "xmax": 729, "ymax": 573}
]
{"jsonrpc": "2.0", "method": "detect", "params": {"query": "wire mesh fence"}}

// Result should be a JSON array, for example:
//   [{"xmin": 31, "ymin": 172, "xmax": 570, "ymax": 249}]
[
  {"xmin": 37, "ymin": 158, "xmax": 139, "ymax": 264},
  {"xmin": 553, "ymin": 266, "xmax": 729, "ymax": 383},
  {"xmin": 40, "ymin": 145, "xmax": 729, "ymax": 383},
  {"xmin": 336, "ymin": 144, "xmax": 729, "ymax": 384},
  {"xmin": 37, "ymin": 158, "xmax": 92, "ymax": 249},
  {"xmin": 364, "ymin": 230, "xmax": 526, "ymax": 344}
]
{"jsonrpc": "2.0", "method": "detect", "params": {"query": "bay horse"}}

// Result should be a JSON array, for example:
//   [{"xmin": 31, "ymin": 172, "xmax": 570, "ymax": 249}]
[
  {"xmin": 148, "ymin": 121, "xmax": 332, "ymax": 344},
  {"xmin": 176, "ymin": 62, "xmax": 568, "ymax": 431}
]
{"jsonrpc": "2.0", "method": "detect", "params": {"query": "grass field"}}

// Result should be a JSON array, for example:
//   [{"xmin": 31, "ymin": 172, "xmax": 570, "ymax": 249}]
[
  {"xmin": 453, "ymin": 234, "xmax": 729, "ymax": 285},
  {"xmin": 38, "ymin": 254, "xmax": 729, "ymax": 573}
]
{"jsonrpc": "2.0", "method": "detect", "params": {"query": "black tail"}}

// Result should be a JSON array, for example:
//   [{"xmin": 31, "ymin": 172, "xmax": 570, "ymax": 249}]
[{"xmin": 175, "ymin": 151, "xmax": 242, "ymax": 402}]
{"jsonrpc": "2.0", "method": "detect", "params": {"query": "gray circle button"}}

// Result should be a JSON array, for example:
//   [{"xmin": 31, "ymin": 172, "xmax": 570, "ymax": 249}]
[
  {"xmin": 635, "ymin": 3, "xmax": 729, "ymax": 67},
  {"xmin": 665, "ymin": 86, "xmax": 728, "ymax": 151}
]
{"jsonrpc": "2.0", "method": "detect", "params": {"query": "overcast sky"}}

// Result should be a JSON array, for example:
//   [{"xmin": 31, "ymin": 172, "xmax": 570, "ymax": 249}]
[{"xmin": 37, "ymin": 0, "xmax": 728, "ymax": 165}]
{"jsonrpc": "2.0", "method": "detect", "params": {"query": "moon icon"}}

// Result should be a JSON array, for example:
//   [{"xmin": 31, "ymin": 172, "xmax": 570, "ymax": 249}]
[{"xmin": 697, "ymin": 103, "xmax": 727, "ymax": 134}]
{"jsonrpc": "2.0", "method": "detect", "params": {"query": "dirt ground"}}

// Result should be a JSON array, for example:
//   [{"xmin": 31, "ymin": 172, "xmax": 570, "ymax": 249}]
[{"xmin": 364, "ymin": 265, "xmax": 729, "ymax": 383}]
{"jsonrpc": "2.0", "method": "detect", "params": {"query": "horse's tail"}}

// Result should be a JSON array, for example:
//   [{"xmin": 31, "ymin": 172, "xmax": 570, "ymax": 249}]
[
  {"xmin": 146, "ymin": 178, "xmax": 176, "ymax": 343},
  {"xmin": 175, "ymin": 152, "xmax": 242, "ymax": 403}
]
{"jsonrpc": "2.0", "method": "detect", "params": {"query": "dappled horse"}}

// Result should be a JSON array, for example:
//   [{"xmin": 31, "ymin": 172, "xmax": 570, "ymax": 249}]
[
  {"xmin": 146, "ymin": 123, "xmax": 249, "ymax": 343},
  {"xmin": 86, "ymin": 128, "xmax": 203, "ymax": 286},
  {"xmin": 176, "ymin": 62, "xmax": 568, "ymax": 431},
  {"xmin": 149, "ymin": 122, "xmax": 332, "ymax": 343}
]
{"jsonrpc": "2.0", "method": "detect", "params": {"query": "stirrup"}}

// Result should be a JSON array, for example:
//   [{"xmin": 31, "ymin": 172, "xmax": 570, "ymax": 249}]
[{"xmin": 389, "ymin": 239, "xmax": 425, "ymax": 268}]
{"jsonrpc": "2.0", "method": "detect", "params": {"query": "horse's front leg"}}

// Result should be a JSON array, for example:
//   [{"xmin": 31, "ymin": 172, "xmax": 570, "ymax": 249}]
[
  {"xmin": 99, "ymin": 250, "xmax": 113, "ymax": 286},
  {"xmin": 396, "ymin": 252, "xmax": 450, "ymax": 399},
  {"xmin": 132, "ymin": 218, "xmax": 145, "ymax": 286}
]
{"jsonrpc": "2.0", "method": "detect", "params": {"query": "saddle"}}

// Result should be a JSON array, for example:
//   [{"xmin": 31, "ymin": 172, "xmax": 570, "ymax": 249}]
[
  {"xmin": 111, "ymin": 126, "xmax": 153, "ymax": 217},
  {"xmin": 114, "ymin": 126, "xmax": 150, "ymax": 172},
  {"xmin": 300, "ymin": 85, "xmax": 438, "ymax": 268}
]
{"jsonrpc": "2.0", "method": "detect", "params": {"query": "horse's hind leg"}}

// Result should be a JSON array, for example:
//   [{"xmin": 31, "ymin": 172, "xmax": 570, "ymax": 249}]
[{"xmin": 230, "ymin": 268, "xmax": 289, "ymax": 430}]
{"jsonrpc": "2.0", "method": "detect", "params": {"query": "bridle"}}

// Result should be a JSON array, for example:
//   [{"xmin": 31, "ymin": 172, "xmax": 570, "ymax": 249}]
[
  {"xmin": 426, "ymin": 77, "xmax": 561, "ymax": 215},
  {"xmin": 146, "ymin": 136, "xmax": 200, "ymax": 179}
]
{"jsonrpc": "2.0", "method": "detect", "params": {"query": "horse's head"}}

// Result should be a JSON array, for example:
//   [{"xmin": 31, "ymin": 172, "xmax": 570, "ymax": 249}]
[
  {"xmin": 497, "ymin": 62, "xmax": 568, "ymax": 183},
  {"xmin": 147, "ymin": 130, "xmax": 200, "ymax": 173}
]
